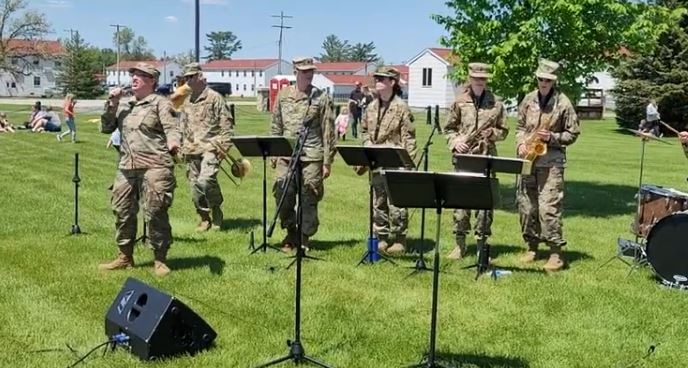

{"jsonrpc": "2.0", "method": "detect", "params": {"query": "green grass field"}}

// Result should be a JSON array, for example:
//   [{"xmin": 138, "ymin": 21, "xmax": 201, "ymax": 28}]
[{"xmin": 1, "ymin": 103, "xmax": 687, "ymax": 368}]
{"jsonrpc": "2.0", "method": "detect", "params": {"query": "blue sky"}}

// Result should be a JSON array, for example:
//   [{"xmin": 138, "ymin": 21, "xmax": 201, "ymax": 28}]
[{"xmin": 35, "ymin": 0, "xmax": 451, "ymax": 64}]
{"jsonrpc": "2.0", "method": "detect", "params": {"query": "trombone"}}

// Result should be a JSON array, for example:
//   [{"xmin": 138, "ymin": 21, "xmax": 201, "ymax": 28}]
[{"xmin": 210, "ymin": 141, "xmax": 252, "ymax": 187}]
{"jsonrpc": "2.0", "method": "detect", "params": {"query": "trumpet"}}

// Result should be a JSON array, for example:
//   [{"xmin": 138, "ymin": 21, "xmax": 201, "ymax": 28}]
[{"xmin": 210, "ymin": 141, "xmax": 252, "ymax": 186}]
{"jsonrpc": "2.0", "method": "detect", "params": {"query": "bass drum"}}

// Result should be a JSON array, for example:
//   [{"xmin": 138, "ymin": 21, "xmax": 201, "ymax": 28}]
[{"xmin": 646, "ymin": 212, "xmax": 688, "ymax": 289}]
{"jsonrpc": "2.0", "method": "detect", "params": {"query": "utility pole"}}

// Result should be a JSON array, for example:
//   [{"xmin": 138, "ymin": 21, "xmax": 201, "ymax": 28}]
[
  {"xmin": 63, "ymin": 28, "xmax": 76, "ymax": 40},
  {"xmin": 110, "ymin": 24, "xmax": 125, "ymax": 86},
  {"xmin": 271, "ymin": 11, "xmax": 292, "ymax": 74},
  {"xmin": 195, "ymin": 0, "xmax": 200, "ymax": 62}
]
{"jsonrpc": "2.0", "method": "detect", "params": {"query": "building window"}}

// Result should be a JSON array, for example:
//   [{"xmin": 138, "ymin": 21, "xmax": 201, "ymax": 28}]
[
  {"xmin": 422, "ymin": 68, "xmax": 433, "ymax": 87},
  {"xmin": 33, "ymin": 76, "xmax": 40, "ymax": 86},
  {"xmin": 243, "ymin": 71, "xmax": 247, "ymax": 77},
  {"xmin": 169, "ymin": 71, "xmax": 173, "ymax": 77},
  {"xmin": 33, "ymin": 59, "xmax": 39, "ymax": 66},
  {"xmin": 251, "ymin": 70, "xmax": 255, "ymax": 77},
  {"xmin": 251, "ymin": 84, "xmax": 255, "ymax": 91},
  {"xmin": 11, "ymin": 58, "xmax": 17, "ymax": 65},
  {"xmin": 221, "ymin": 70, "xmax": 224, "ymax": 77},
  {"xmin": 54, "ymin": 61, "xmax": 61, "ymax": 68},
  {"xmin": 235, "ymin": 71, "xmax": 239, "ymax": 77},
  {"xmin": 11, "ymin": 82, "xmax": 16, "ymax": 88},
  {"xmin": 243, "ymin": 84, "xmax": 246, "ymax": 91},
  {"xmin": 235, "ymin": 84, "xmax": 239, "ymax": 91},
  {"xmin": 259, "ymin": 71, "xmax": 263, "ymax": 77}
]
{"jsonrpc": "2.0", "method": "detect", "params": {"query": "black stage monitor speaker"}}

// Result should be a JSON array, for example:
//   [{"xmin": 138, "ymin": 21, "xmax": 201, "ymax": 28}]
[{"xmin": 104, "ymin": 277, "xmax": 217, "ymax": 360}]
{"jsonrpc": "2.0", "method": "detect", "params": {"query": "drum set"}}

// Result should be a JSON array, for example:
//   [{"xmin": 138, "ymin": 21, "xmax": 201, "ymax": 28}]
[{"xmin": 613, "ymin": 128, "xmax": 688, "ymax": 290}]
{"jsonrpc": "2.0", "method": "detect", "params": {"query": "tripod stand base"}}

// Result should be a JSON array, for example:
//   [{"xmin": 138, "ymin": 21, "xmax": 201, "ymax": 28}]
[
  {"xmin": 70, "ymin": 224, "xmax": 81, "ymax": 235},
  {"xmin": 461, "ymin": 241, "xmax": 493, "ymax": 280},
  {"xmin": 286, "ymin": 252, "xmax": 323, "ymax": 270},
  {"xmin": 406, "ymin": 254, "xmax": 432, "ymax": 277},
  {"xmin": 251, "ymin": 242, "xmax": 282, "ymax": 254},
  {"xmin": 357, "ymin": 250, "xmax": 396, "ymax": 266},
  {"xmin": 407, "ymin": 357, "xmax": 449, "ymax": 368},
  {"xmin": 255, "ymin": 340, "xmax": 332, "ymax": 368}
]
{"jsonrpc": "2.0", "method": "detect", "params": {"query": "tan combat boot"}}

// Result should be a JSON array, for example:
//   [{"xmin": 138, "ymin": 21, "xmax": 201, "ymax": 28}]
[
  {"xmin": 386, "ymin": 235, "xmax": 407, "ymax": 255},
  {"xmin": 377, "ymin": 235, "xmax": 389, "ymax": 254},
  {"xmin": 153, "ymin": 250, "xmax": 171, "ymax": 277},
  {"xmin": 98, "ymin": 245, "xmax": 135, "ymax": 271},
  {"xmin": 543, "ymin": 246, "xmax": 565, "ymax": 272},
  {"xmin": 447, "ymin": 235, "xmax": 467, "ymax": 260},
  {"xmin": 211, "ymin": 206, "xmax": 223, "ymax": 231},
  {"xmin": 196, "ymin": 211, "xmax": 212, "ymax": 232},
  {"xmin": 519, "ymin": 242, "xmax": 539, "ymax": 263}
]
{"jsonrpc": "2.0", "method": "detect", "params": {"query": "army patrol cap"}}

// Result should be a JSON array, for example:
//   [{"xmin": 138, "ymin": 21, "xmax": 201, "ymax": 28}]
[
  {"xmin": 183, "ymin": 62, "xmax": 203, "ymax": 77},
  {"xmin": 535, "ymin": 59, "xmax": 560, "ymax": 81},
  {"xmin": 128, "ymin": 62, "xmax": 160, "ymax": 79},
  {"xmin": 293, "ymin": 57, "xmax": 317, "ymax": 71},
  {"xmin": 373, "ymin": 66, "xmax": 400, "ymax": 80},
  {"xmin": 468, "ymin": 62, "xmax": 492, "ymax": 78}
]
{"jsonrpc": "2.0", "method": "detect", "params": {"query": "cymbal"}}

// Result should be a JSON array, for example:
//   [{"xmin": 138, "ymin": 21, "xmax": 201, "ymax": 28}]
[{"xmin": 625, "ymin": 128, "xmax": 672, "ymax": 145}]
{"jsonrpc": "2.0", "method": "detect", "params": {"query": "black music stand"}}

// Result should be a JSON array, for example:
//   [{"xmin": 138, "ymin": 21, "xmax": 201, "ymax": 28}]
[
  {"xmin": 232, "ymin": 136, "xmax": 294, "ymax": 254},
  {"xmin": 382, "ymin": 170, "xmax": 498, "ymax": 368},
  {"xmin": 337, "ymin": 145, "xmax": 414, "ymax": 266},
  {"xmin": 453, "ymin": 154, "xmax": 532, "ymax": 280}
]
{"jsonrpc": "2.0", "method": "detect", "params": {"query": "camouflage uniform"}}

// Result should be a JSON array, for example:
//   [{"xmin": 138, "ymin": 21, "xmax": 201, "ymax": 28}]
[
  {"xmin": 444, "ymin": 64, "xmax": 508, "ymax": 253},
  {"xmin": 271, "ymin": 57, "xmax": 336, "ymax": 248},
  {"xmin": 99, "ymin": 62, "xmax": 181, "ymax": 276},
  {"xmin": 179, "ymin": 63, "xmax": 234, "ymax": 230},
  {"xmin": 361, "ymin": 67, "xmax": 417, "ymax": 252},
  {"xmin": 516, "ymin": 59, "xmax": 580, "ymax": 270}
]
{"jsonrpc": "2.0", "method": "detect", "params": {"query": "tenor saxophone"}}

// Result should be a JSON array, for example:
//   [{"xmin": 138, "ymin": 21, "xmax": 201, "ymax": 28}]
[{"xmin": 523, "ymin": 114, "xmax": 554, "ymax": 162}]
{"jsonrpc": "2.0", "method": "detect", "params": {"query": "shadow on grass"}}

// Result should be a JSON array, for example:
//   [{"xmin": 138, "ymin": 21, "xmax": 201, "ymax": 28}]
[
  {"xmin": 221, "ymin": 217, "xmax": 261, "ymax": 232},
  {"xmin": 433, "ymin": 352, "xmax": 530, "ymax": 368},
  {"xmin": 139, "ymin": 255, "xmax": 225, "ymax": 275},
  {"xmin": 497, "ymin": 180, "xmax": 638, "ymax": 218}
]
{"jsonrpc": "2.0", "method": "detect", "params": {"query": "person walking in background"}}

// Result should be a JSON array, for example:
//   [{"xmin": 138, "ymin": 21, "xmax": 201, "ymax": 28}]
[
  {"xmin": 57, "ymin": 94, "xmax": 77, "ymax": 142},
  {"xmin": 335, "ymin": 106, "xmax": 350, "ymax": 141}
]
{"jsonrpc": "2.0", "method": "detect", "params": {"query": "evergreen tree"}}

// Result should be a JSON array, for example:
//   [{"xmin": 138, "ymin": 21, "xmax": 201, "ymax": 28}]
[
  {"xmin": 613, "ymin": 6, "xmax": 688, "ymax": 130},
  {"xmin": 56, "ymin": 31, "xmax": 102, "ymax": 98}
]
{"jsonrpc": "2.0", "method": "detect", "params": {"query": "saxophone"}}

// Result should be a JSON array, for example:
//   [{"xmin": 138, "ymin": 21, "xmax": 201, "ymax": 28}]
[{"xmin": 523, "ymin": 113, "xmax": 554, "ymax": 162}]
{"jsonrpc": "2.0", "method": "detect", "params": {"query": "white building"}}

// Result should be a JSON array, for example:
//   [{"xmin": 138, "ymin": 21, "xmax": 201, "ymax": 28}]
[
  {"xmin": 0, "ymin": 39, "xmax": 63, "ymax": 97},
  {"xmin": 202, "ymin": 59, "xmax": 291, "ymax": 97},
  {"xmin": 314, "ymin": 61, "xmax": 377, "ymax": 76},
  {"xmin": 406, "ymin": 47, "xmax": 458, "ymax": 109},
  {"xmin": 105, "ymin": 60, "xmax": 182, "ymax": 86}
]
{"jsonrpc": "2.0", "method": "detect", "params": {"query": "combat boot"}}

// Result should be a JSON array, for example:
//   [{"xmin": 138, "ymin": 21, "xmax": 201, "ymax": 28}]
[
  {"xmin": 153, "ymin": 249, "xmax": 171, "ymax": 277},
  {"xmin": 211, "ymin": 206, "xmax": 223, "ymax": 230},
  {"xmin": 281, "ymin": 230, "xmax": 298, "ymax": 253},
  {"xmin": 98, "ymin": 245, "xmax": 135, "ymax": 271},
  {"xmin": 377, "ymin": 236, "xmax": 389, "ymax": 254},
  {"xmin": 386, "ymin": 235, "xmax": 407, "ymax": 255},
  {"xmin": 520, "ymin": 242, "xmax": 539, "ymax": 263},
  {"xmin": 196, "ymin": 211, "xmax": 212, "ymax": 232},
  {"xmin": 447, "ymin": 235, "xmax": 466, "ymax": 260},
  {"xmin": 543, "ymin": 246, "xmax": 566, "ymax": 272}
]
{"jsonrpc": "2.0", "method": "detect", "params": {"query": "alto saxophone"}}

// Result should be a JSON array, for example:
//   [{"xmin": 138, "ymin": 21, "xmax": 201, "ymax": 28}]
[{"xmin": 523, "ymin": 114, "xmax": 554, "ymax": 162}]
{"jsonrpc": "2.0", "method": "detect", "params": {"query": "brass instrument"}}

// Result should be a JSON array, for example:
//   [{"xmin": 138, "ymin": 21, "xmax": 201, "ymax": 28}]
[
  {"xmin": 452, "ymin": 121, "xmax": 494, "ymax": 156},
  {"xmin": 523, "ymin": 115, "xmax": 554, "ymax": 162},
  {"xmin": 170, "ymin": 84, "xmax": 192, "ymax": 111},
  {"xmin": 210, "ymin": 141, "xmax": 252, "ymax": 186}
]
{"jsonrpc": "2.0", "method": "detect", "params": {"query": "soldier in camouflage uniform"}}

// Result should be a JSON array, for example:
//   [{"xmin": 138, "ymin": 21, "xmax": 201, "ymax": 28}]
[
  {"xmin": 271, "ymin": 57, "xmax": 336, "ymax": 252},
  {"xmin": 179, "ymin": 62, "xmax": 234, "ymax": 231},
  {"xmin": 443, "ymin": 63, "xmax": 508, "ymax": 260},
  {"xmin": 98, "ymin": 62, "xmax": 181, "ymax": 277},
  {"xmin": 360, "ymin": 66, "xmax": 417, "ymax": 255},
  {"xmin": 516, "ymin": 59, "xmax": 581, "ymax": 272}
]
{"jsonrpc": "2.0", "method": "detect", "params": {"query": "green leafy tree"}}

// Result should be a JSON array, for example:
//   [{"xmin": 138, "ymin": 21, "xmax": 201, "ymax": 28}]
[
  {"xmin": 348, "ymin": 42, "xmax": 379, "ymax": 63},
  {"xmin": 613, "ymin": 3, "xmax": 688, "ymax": 130},
  {"xmin": 432, "ymin": 0, "xmax": 678, "ymax": 103},
  {"xmin": 56, "ymin": 31, "xmax": 102, "ymax": 98},
  {"xmin": 0, "ymin": 0, "xmax": 51, "ymax": 79},
  {"xmin": 319, "ymin": 34, "xmax": 351, "ymax": 62},
  {"xmin": 204, "ymin": 31, "xmax": 242, "ymax": 61}
]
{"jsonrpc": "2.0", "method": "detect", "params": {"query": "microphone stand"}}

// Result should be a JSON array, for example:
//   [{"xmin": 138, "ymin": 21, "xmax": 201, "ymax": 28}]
[
  {"xmin": 406, "ymin": 123, "xmax": 437, "ymax": 277},
  {"xmin": 258, "ymin": 90, "xmax": 331, "ymax": 368}
]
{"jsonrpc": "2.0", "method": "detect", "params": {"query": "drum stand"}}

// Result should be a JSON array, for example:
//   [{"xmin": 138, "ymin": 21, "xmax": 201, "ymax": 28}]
[{"xmin": 601, "ymin": 137, "xmax": 650, "ymax": 273}]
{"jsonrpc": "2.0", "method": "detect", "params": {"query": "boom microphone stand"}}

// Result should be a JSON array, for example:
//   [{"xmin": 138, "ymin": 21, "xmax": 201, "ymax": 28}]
[
  {"xmin": 70, "ymin": 153, "xmax": 82, "ymax": 235},
  {"xmin": 407, "ymin": 123, "xmax": 438, "ymax": 276},
  {"xmin": 258, "ymin": 108, "xmax": 331, "ymax": 368}
]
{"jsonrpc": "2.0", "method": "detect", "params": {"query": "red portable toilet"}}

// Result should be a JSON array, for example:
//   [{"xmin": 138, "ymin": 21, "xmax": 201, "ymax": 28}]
[{"xmin": 269, "ymin": 75, "xmax": 296, "ymax": 112}]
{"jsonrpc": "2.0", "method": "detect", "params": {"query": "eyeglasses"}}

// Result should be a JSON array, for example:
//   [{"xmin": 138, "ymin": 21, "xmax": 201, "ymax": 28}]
[
  {"xmin": 374, "ymin": 76, "xmax": 389, "ymax": 82},
  {"xmin": 537, "ymin": 78, "xmax": 553, "ymax": 83}
]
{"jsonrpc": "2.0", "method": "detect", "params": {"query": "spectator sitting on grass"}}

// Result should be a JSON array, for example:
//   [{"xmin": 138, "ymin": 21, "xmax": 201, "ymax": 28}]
[
  {"xmin": 32, "ymin": 105, "xmax": 62, "ymax": 133},
  {"xmin": 0, "ymin": 112, "xmax": 15, "ymax": 133}
]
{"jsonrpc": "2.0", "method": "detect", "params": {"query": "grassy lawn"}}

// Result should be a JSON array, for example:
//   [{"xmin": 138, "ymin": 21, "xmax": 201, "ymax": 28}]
[{"xmin": 1, "ymin": 103, "xmax": 687, "ymax": 368}]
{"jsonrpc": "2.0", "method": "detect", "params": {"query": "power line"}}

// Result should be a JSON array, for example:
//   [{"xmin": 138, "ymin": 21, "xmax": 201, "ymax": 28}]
[{"xmin": 271, "ymin": 11, "xmax": 292, "ymax": 74}]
